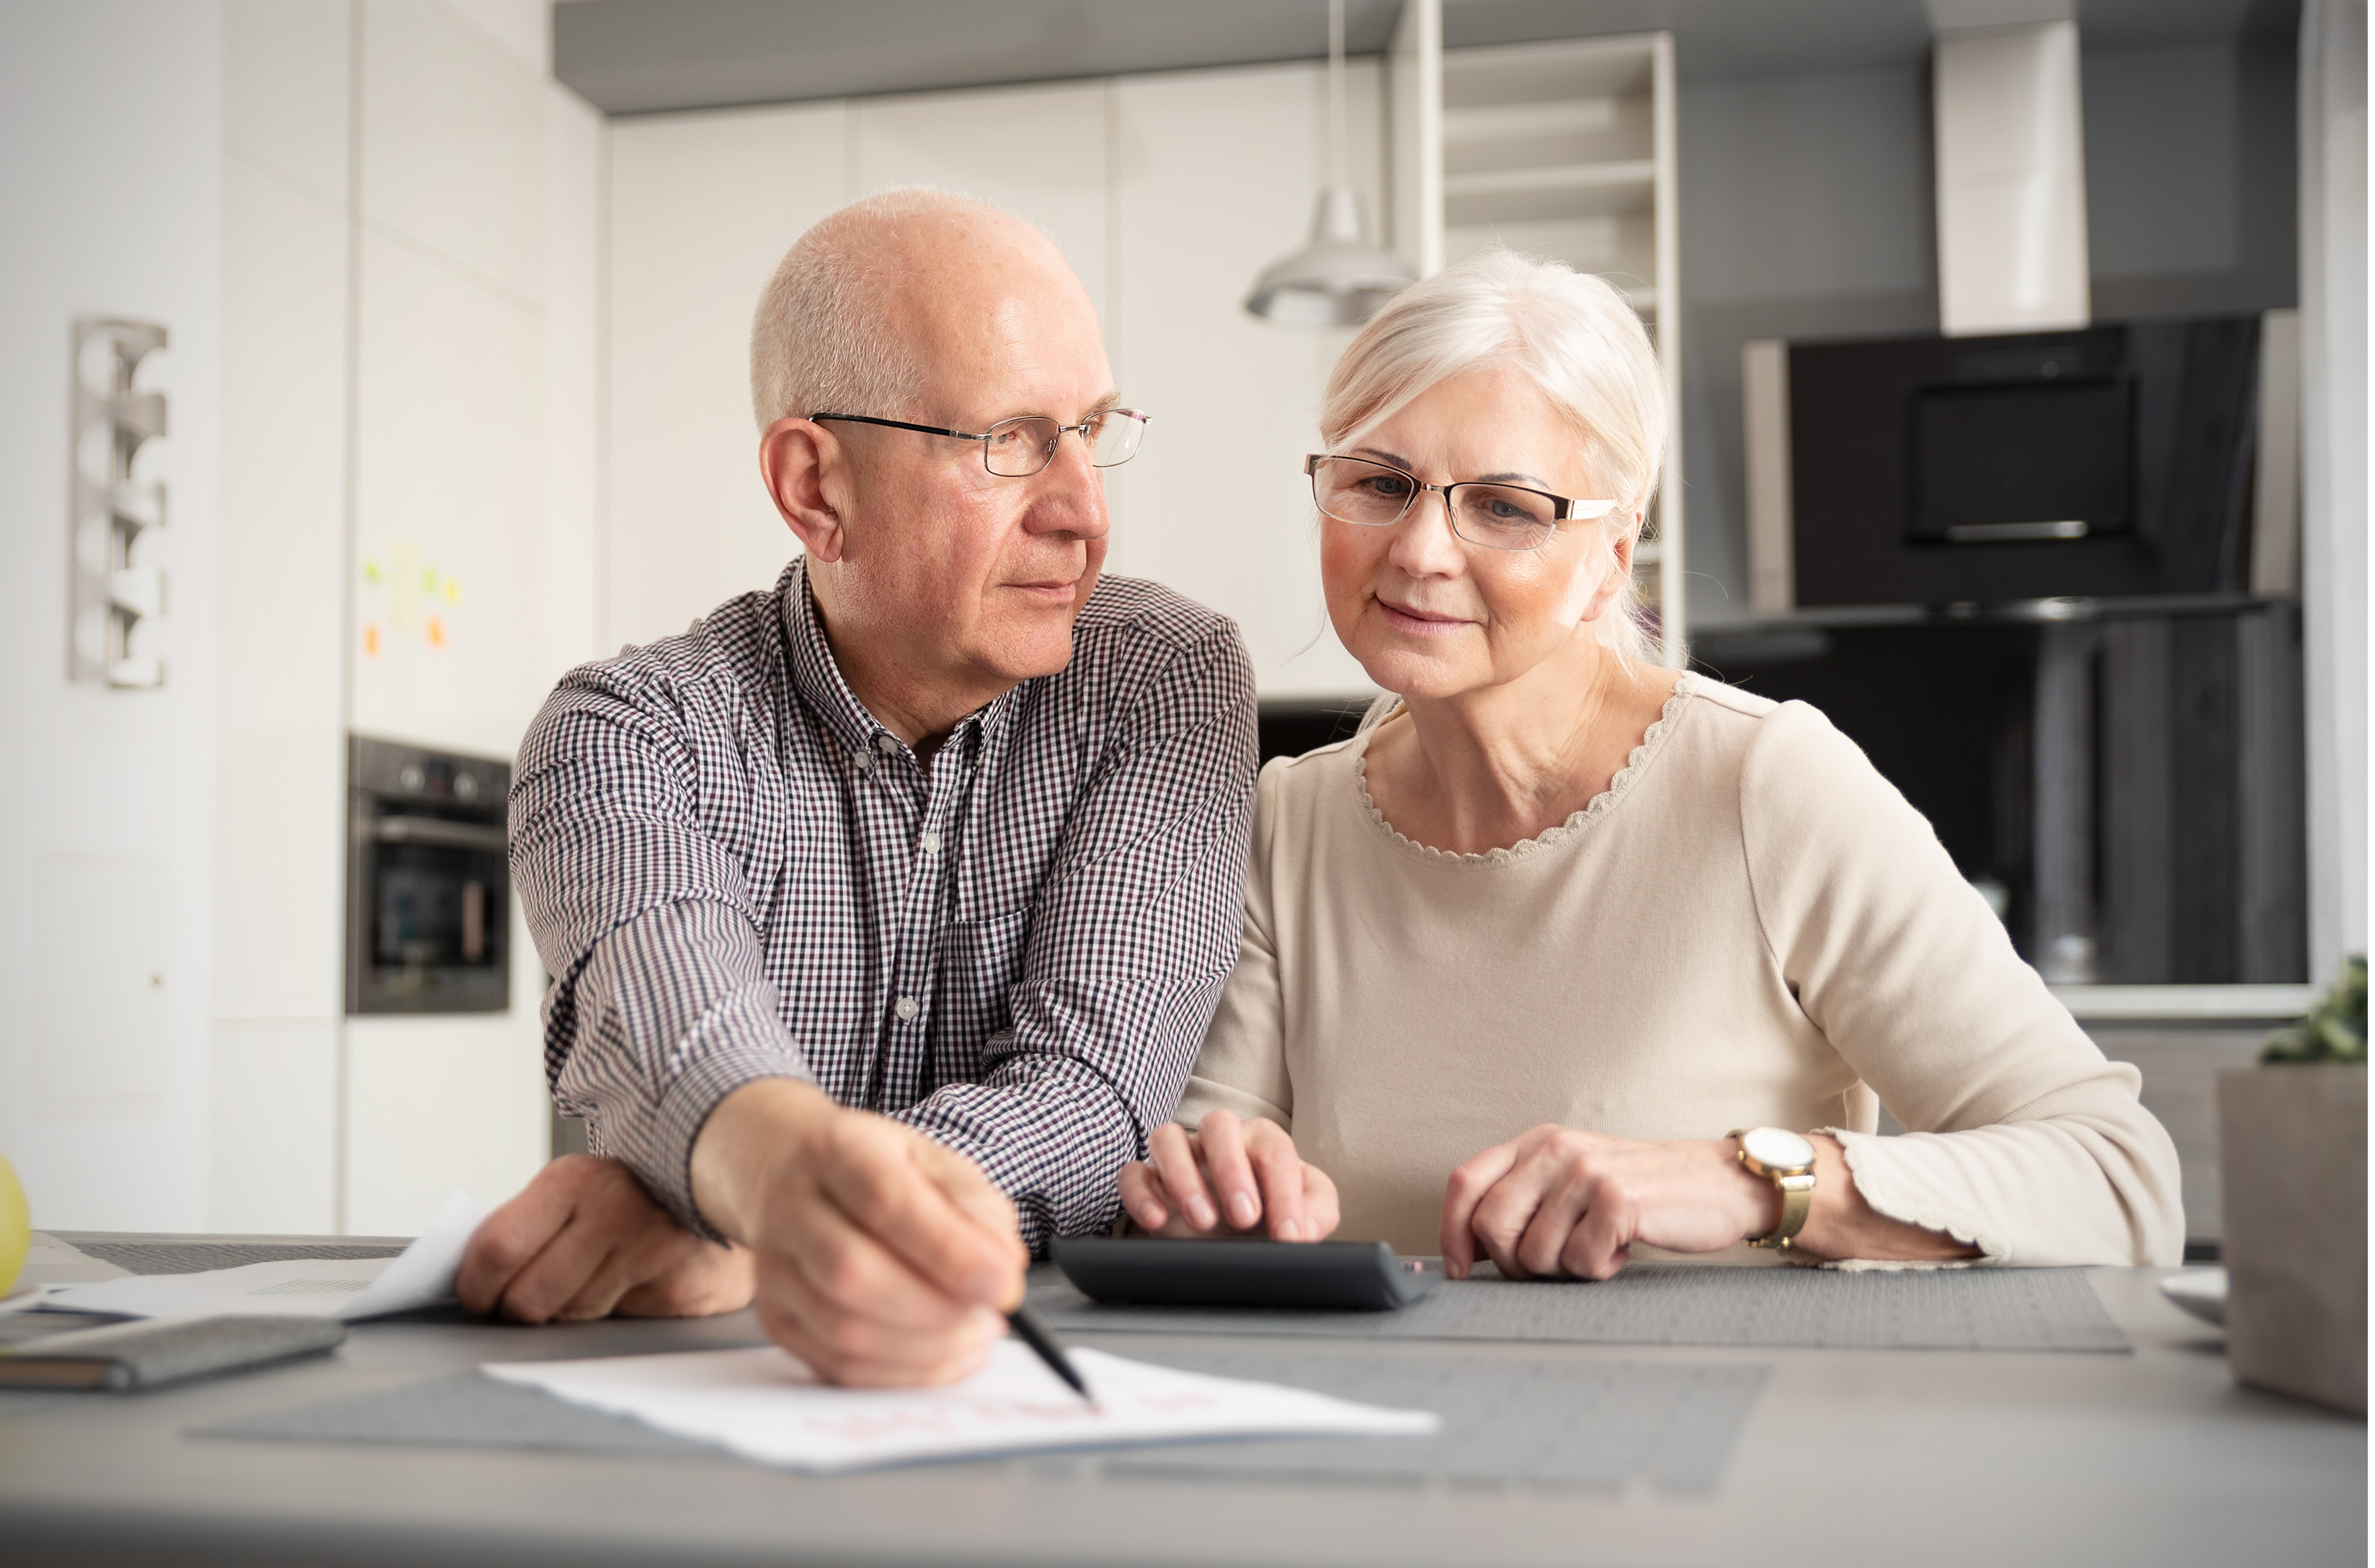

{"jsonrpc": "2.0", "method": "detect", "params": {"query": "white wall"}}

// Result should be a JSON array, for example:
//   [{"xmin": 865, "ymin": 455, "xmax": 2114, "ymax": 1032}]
[
  {"xmin": 605, "ymin": 60, "xmax": 1383, "ymax": 695},
  {"xmin": 0, "ymin": 1, "xmax": 226, "ymax": 1229}
]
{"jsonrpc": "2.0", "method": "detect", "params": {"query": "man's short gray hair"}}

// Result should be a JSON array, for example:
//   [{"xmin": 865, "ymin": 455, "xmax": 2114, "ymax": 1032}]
[
  {"xmin": 748, "ymin": 190, "xmax": 997, "ymax": 432},
  {"xmin": 1322, "ymin": 247, "xmax": 1667, "ymax": 664}
]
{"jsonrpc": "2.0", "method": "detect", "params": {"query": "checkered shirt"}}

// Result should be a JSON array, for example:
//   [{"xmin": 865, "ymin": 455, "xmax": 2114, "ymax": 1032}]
[{"xmin": 509, "ymin": 558, "xmax": 1257, "ymax": 1253}]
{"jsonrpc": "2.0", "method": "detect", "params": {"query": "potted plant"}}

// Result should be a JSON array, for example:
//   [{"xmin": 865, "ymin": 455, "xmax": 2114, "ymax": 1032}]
[{"xmin": 2217, "ymin": 956, "xmax": 2367, "ymax": 1415}]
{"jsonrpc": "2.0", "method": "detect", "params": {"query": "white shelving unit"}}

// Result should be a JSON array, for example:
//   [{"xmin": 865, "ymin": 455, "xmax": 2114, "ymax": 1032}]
[{"xmin": 1392, "ymin": 17, "xmax": 1686, "ymax": 663}]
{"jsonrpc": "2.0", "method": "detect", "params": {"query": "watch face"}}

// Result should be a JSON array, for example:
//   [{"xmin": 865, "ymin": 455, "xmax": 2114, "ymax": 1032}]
[{"xmin": 1742, "ymin": 1126, "xmax": 1816, "ymax": 1170}]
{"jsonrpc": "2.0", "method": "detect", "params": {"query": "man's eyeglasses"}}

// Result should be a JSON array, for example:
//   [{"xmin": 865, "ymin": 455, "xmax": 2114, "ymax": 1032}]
[
  {"xmin": 1304, "ymin": 455, "xmax": 1617, "ymax": 553},
  {"xmin": 811, "ymin": 409, "xmax": 1151, "ymax": 478}
]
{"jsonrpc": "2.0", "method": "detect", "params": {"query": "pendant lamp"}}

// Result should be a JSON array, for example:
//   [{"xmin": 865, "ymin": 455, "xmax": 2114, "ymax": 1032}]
[{"xmin": 1244, "ymin": 0, "xmax": 1417, "ymax": 326}]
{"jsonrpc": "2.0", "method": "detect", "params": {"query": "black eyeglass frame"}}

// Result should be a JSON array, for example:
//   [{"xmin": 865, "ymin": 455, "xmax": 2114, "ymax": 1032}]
[
  {"xmin": 1303, "ymin": 454, "xmax": 1620, "ymax": 553},
  {"xmin": 811, "ymin": 409, "xmax": 1151, "ymax": 476}
]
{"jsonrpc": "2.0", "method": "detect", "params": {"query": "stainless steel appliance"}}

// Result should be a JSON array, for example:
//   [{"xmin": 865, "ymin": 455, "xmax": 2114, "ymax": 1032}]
[{"xmin": 346, "ymin": 736, "xmax": 511, "ymax": 1015}]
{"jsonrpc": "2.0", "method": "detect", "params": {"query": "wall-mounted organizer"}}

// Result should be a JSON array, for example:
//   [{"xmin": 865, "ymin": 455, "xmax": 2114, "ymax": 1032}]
[
  {"xmin": 69, "ymin": 317, "xmax": 170, "ymax": 689},
  {"xmin": 1391, "ymin": 12, "xmax": 1685, "ymax": 664}
]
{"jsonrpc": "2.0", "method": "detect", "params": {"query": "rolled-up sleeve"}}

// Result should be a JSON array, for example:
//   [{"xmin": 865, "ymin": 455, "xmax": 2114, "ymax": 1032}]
[
  {"xmin": 511, "ymin": 669, "xmax": 811, "ymax": 1236},
  {"xmin": 891, "ymin": 623, "xmax": 1258, "ymax": 1251}
]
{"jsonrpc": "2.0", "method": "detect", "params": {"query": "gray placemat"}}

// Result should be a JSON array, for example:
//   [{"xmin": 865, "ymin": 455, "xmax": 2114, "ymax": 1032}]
[
  {"xmin": 1030, "ymin": 1262, "xmax": 2129, "ymax": 1353},
  {"xmin": 69, "ymin": 1242, "xmax": 407, "ymax": 1275},
  {"xmin": 201, "ymin": 1371, "xmax": 713, "ymax": 1458},
  {"xmin": 195, "ymin": 1346, "xmax": 1770, "ymax": 1493}
]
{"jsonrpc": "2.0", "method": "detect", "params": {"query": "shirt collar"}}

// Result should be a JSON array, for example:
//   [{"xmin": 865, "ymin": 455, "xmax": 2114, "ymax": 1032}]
[{"xmin": 778, "ymin": 556, "xmax": 1017, "ymax": 765}]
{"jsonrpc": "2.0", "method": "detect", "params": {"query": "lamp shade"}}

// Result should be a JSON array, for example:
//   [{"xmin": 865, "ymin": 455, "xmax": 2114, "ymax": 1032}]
[{"xmin": 1244, "ymin": 185, "xmax": 1416, "ymax": 327}]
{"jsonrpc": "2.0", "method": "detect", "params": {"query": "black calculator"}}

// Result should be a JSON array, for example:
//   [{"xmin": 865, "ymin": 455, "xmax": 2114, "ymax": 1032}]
[{"xmin": 1049, "ymin": 1236, "xmax": 1440, "ymax": 1311}]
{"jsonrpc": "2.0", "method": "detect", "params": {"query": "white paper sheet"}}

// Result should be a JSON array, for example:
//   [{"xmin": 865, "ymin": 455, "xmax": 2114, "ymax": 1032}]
[
  {"xmin": 0, "ymin": 1282, "xmax": 58, "ymax": 1316},
  {"xmin": 481, "ymin": 1339, "xmax": 1440, "ymax": 1474},
  {"xmin": 40, "ymin": 1190, "xmax": 486, "ymax": 1322}
]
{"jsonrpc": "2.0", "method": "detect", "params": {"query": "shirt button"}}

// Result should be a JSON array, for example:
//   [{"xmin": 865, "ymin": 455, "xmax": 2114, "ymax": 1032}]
[
  {"xmin": 894, "ymin": 996, "xmax": 920, "ymax": 1023},
  {"xmin": 920, "ymin": 831, "xmax": 943, "ymax": 855},
  {"xmin": 875, "ymin": 734, "xmax": 900, "ymax": 755}
]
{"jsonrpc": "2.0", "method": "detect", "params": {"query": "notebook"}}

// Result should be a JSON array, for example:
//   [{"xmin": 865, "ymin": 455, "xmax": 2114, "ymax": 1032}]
[{"xmin": 0, "ymin": 1316, "xmax": 347, "ymax": 1391}]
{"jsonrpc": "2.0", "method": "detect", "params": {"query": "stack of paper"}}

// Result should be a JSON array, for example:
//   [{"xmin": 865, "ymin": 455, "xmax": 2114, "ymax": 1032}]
[
  {"xmin": 484, "ymin": 1339, "xmax": 1441, "ymax": 1473},
  {"xmin": 37, "ymin": 1191, "xmax": 485, "ymax": 1322}
]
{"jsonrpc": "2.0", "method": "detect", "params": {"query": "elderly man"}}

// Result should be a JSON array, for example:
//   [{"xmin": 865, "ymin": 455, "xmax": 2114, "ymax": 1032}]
[{"xmin": 454, "ymin": 191, "xmax": 1256, "ymax": 1386}]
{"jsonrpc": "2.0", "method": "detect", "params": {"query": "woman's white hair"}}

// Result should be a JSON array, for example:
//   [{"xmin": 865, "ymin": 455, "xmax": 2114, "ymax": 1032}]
[
  {"xmin": 1321, "ymin": 246, "xmax": 1667, "ymax": 668},
  {"xmin": 747, "ymin": 189, "xmax": 997, "ymax": 433}
]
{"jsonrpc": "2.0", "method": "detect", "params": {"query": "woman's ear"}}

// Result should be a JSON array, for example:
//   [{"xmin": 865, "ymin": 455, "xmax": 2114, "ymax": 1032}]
[
  {"xmin": 1574, "ymin": 512, "xmax": 1641, "ymax": 625},
  {"xmin": 759, "ymin": 418, "xmax": 850, "ymax": 564}
]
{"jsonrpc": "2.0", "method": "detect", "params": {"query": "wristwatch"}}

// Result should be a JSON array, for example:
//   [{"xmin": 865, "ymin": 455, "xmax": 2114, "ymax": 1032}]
[{"xmin": 1729, "ymin": 1127, "xmax": 1818, "ymax": 1250}]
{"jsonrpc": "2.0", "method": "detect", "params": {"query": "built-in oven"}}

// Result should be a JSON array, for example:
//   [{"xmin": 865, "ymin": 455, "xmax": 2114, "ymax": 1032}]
[{"xmin": 345, "ymin": 735, "xmax": 512, "ymax": 1015}]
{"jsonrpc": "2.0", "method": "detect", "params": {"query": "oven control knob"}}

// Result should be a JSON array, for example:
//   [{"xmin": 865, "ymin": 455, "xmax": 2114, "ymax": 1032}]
[
  {"xmin": 398, "ymin": 763, "xmax": 425, "ymax": 793},
  {"xmin": 455, "ymin": 772, "xmax": 479, "ymax": 801}
]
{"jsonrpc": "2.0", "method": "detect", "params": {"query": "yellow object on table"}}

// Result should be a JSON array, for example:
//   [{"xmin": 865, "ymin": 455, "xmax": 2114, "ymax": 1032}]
[{"xmin": 0, "ymin": 1149, "xmax": 27, "ymax": 1296}]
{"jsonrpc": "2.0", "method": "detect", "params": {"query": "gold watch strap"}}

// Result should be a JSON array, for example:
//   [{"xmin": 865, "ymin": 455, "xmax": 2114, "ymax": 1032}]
[{"xmin": 1754, "ymin": 1173, "xmax": 1815, "ymax": 1250}]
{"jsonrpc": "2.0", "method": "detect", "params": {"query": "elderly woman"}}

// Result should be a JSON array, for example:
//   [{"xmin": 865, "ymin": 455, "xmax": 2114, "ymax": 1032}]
[{"xmin": 1120, "ymin": 249, "xmax": 2182, "ymax": 1278}]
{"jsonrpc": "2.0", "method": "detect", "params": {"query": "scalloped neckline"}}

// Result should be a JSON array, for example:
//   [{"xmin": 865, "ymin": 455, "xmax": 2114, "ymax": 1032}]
[{"xmin": 1352, "ymin": 676, "xmax": 1698, "ymax": 866}]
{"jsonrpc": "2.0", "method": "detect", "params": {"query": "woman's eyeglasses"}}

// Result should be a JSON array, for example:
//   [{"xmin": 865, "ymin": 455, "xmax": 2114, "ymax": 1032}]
[{"xmin": 1304, "ymin": 454, "xmax": 1616, "ymax": 553}]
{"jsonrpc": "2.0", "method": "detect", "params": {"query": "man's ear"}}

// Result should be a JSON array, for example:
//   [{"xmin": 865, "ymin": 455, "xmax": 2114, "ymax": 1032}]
[{"xmin": 759, "ymin": 417, "xmax": 850, "ymax": 564}]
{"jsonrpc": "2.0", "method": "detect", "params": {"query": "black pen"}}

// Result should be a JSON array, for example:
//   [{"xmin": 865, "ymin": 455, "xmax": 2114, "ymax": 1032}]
[{"xmin": 1007, "ymin": 1301, "xmax": 1096, "ymax": 1405}]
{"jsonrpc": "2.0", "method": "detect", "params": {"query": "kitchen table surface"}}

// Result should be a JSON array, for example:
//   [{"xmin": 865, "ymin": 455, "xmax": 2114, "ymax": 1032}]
[{"xmin": 1, "ymin": 1233, "xmax": 2362, "ymax": 1568}]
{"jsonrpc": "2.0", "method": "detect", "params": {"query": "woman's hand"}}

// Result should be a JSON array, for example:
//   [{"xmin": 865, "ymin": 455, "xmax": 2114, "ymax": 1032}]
[
  {"xmin": 1118, "ymin": 1110, "xmax": 1340, "ymax": 1242},
  {"xmin": 1440, "ymin": 1126, "xmax": 1775, "ymax": 1280}
]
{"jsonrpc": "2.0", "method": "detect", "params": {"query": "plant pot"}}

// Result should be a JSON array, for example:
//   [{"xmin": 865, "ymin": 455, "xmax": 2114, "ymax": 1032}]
[{"xmin": 2216, "ymin": 1064, "xmax": 2367, "ymax": 1415}]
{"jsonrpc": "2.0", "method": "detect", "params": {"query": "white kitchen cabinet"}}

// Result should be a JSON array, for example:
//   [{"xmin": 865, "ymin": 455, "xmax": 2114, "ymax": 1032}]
[
  {"xmin": 211, "ymin": 154, "xmax": 352, "ymax": 1231},
  {"xmin": 338, "ymin": 0, "xmax": 573, "ymax": 1235},
  {"xmin": 215, "ymin": 162, "xmax": 349, "ymax": 1026},
  {"xmin": 342, "ymin": 902, "xmax": 551, "ymax": 1235},
  {"xmin": 605, "ymin": 103, "xmax": 847, "ymax": 653},
  {"xmin": 208, "ymin": 1023, "xmax": 339, "ymax": 1234},
  {"xmin": 349, "ymin": 226, "xmax": 548, "ymax": 759},
  {"xmin": 30, "ymin": 855, "xmax": 174, "ymax": 1109},
  {"xmin": 226, "ymin": 0, "xmax": 350, "ymax": 205},
  {"xmin": 348, "ymin": 0, "xmax": 551, "ymax": 761},
  {"xmin": 543, "ymin": 84, "xmax": 606, "ymax": 681},
  {"xmin": 213, "ymin": 0, "xmax": 594, "ymax": 1236},
  {"xmin": 360, "ymin": 0, "xmax": 549, "ymax": 307},
  {"xmin": 210, "ymin": 0, "xmax": 353, "ymax": 1232}
]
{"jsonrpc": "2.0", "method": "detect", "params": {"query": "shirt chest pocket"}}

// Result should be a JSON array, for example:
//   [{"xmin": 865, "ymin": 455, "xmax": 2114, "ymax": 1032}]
[{"xmin": 932, "ymin": 907, "xmax": 1034, "ymax": 1069}]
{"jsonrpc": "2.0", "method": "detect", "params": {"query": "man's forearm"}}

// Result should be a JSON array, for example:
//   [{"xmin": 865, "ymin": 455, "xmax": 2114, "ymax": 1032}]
[{"xmin": 547, "ymin": 907, "xmax": 819, "ymax": 1237}]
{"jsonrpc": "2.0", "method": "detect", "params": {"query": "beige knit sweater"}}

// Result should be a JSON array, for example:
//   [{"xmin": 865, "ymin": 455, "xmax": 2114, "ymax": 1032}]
[{"xmin": 1177, "ymin": 674, "xmax": 2184, "ymax": 1265}]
